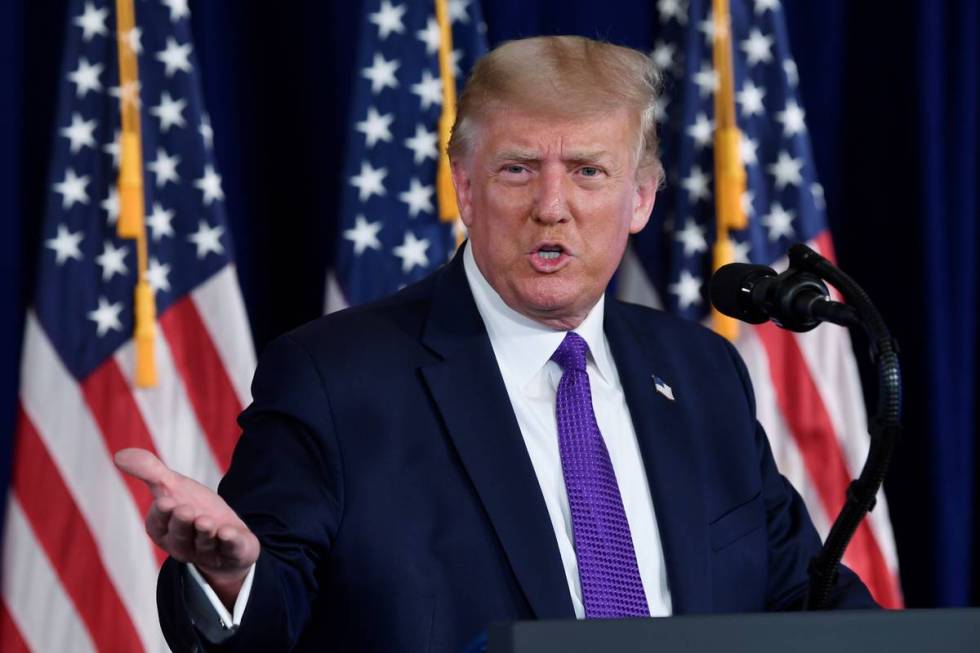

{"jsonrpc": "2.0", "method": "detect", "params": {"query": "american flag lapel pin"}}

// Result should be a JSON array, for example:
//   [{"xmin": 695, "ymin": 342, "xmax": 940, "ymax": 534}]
[{"xmin": 653, "ymin": 375, "xmax": 675, "ymax": 401}]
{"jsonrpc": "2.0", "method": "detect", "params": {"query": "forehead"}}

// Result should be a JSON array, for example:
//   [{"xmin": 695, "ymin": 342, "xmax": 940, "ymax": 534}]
[{"xmin": 476, "ymin": 106, "xmax": 638, "ymax": 158}]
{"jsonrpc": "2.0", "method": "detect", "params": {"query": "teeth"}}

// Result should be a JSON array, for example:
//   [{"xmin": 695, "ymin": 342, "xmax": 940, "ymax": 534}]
[{"xmin": 539, "ymin": 251, "xmax": 560, "ymax": 260}]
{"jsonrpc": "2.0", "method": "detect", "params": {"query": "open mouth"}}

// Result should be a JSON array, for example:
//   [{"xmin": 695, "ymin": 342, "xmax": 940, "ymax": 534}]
[
  {"xmin": 537, "ymin": 245, "xmax": 563, "ymax": 260},
  {"xmin": 529, "ymin": 243, "xmax": 570, "ymax": 271}
]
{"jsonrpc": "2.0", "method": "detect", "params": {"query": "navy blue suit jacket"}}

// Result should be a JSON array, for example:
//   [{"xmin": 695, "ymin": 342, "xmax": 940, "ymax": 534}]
[{"xmin": 157, "ymin": 247, "xmax": 874, "ymax": 652}]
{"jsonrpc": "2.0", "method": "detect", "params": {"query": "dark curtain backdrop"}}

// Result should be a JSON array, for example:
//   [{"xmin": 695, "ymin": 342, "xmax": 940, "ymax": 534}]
[{"xmin": 1, "ymin": 0, "xmax": 977, "ymax": 608}]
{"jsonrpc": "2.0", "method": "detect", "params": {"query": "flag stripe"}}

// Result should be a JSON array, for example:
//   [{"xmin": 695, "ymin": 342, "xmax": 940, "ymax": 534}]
[
  {"xmin": 0, "ymin": 591, "xmax": 33, "ymax": 653},
  {"xmin": 118, "ymin": 336, "xmax": 224, "ymax": 490},
  {"xmin": 191, "ymin": 266, "xmax": 256, "ymax": 408},
  {"xmin": 13, "ymin": 409, "xmax": 144, "ymax": 652},
  {"xmin": 159, "ymin": 296, "xmax": 243, "ymax": 471},
  {"xmin": 80, "ymin": 356, "xmax": 168, "ymax": 567},
  {"xmin": 1, "ymin": 499, "xmax": 97, "ymax": 653},
  {"xmin": 754, "ymin": 320, "xmax": 900, "ymax": 607},
  {"xmin": 18, "ymin": 314, "xmax": 163, "ymax": 650}
]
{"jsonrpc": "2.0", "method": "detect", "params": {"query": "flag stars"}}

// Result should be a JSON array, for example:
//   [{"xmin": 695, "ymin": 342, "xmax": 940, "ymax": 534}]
[
  {"xmin": 657, "ymin": 0, "xmax": 688, "ymax": 25},
  {"xmin": 95, "ymin": 240, "xmax": 128, "ymax": 281},
  {"xmin": 188, "ymin": 220, "xmax": 225, "ymax": 258},
  {"xmin": 369, "ymin": 0, "xmax": 406, "ymax": 39},
  {"xmin": 737, "ymin": 80, "xmax": 766, "ymax": 117},
  {"xmin": 148, "ymin": 147, "xmax": 181, "ymax": 187},
  {"xmin": 162, "ymin": 0, "xmax": 190, "ymax": 22},
  {"xmin": 200, "ymin": 115, "xmax": 214, "ymax": 148},
  {"xmin": 783, "ymin": 59, "xmax": 799, "ymax": 86},
  {"xmin": 45, "ymin": 224, "xmax": 84, "ymax": 265},
  {"xmin": 121, "ymin": 26, "xmax": 143, "ymax": 55},
  {"xmin": 411, "ymin": 69, "xmax": 443, "ymax": 110},
  {"xmin": 356, "ymin": 107, "xmax": 394, "ymax": 148},
  {"xmin": 53, "ymin": 168, "xmax": 90, "ymax": 209},
  {"xmin": 195, "ymin": 165, "xmax": 224, "ymax": 205},
  {"xmin": 767, "ymin": 150, "xmax": 804, "ymax": 189},
  {"xmin": 676, "ymin": 221, "xmax": 708, "ymax": 256},
  {"xmin": 398, "ymin": 178, "xmax": 435, "ymax": 217},
  {"xmin": 74, "ymin": 2, "xmax": 109, "ymax": 41},
  {"xmin": 362, "ymin": 53, "xmax": 400, "ymax": 94},
  {"xmin": 448, "ymin": 0, "xmax": 471, "ymax": 24},
  {"xmin": 109, "ymin": 80, "xmax": 141, "ymax": 109},
  {"xmin": 669, "ymin": 271, "xmax": 703, "ymax": 310},
  {"xmin": 697, "ymin": 14, "xmax": 717, "ymax": 43},
  {"xmin": 151, "ymin": 91, "xmax": 187, "ymax": 132},
  {"xmin": 156, "ymin": 37, "xmax": 193, "ymax": 77},
  {"xmin": 404, "ymin": 124, "xmax": 438, "ymax": 164},
  {"xmin": 67, "ymin": 58, "xmax": 103, "ymax": 98},
  {"xmin": 146, "ymin": 257, "xmax": 172, "ymax": 293},
  {"xmin": 103, "ymin": 130, "xmax": 121, "ymax": 168},
  {"xmin": 741, "ymin": 189, "xmax": 756, "ymax": 217},
  {"xmin": 686, "ymin": 112, "xmax": 714, "ymax": 149},
  {"xmin": 811, "ymin": 182, "xmax": 826, "ymax": 210},
  {"xmin": 350, "ymin": 161, "xmax": 388, "ymax": 201},
  {"xmin": 755, "ymin": 0, "xmax": 780, "ymax": 15},
  {"xmin": 147, "ymin": 202, "xmax": 176, "ymax": 240},
  {"xmin": 681, "ymin": 165, "xmax": 711, "ymax": 202},
  {"xmin": 740, "ymin": 133, "xmax": 759, "ymax": 166},
  {"xmin": 652, "ymin": 95, "xmax": 670, "ymax": 123},
  {"xmin": 693, "ymin": 63, "xmax": 719, "ymax": 97},
  {"xmin": 101, "ymin": 188, "xmax": 119, "ymax": 225},
  {"xmin": 776, "ymin": 100, "xmax": 806, "ymax": 136},
  {"xmin": 741, "ymin": 29, "xmax": 774, "ymax": 66},
  {"xmin": 59, "ymin": 112, "xmax": 97, "ymax": 153},
  {"xmin": 417, "ymin": 18, "xmax": 441, "ymax": 55},
  {"xmin": 344, "ymin": 215, "xmax": 383, "ymax": 255},
  {"xmin": 651, "ymin": 41, "xmax": 676, "ymax": 71},
  {"xmin": 393, "ymin": 232, "xmax": 430, "ymax": 272},
  {"xmin": 88, "ymin": 297, "xmax": 124, "ymax": 337},
  {"xmin": 730, "ymin": 238, "xmax": 752, "ymax": 264},
  {"xmin": 761, "ymin": 203, "xmax": 795, "ymax": 241}
]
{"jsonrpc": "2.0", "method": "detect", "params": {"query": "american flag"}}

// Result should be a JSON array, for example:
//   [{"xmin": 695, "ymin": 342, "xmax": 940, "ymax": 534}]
[
  {"xmin": 0, "ymin": 1, "xmax": 254, "ymax": 650},
  {"xmin": 326, "ymin": 0, "xmax": 487, "ymax": 310},
  {"xmin": 618, "ymin": 0, "xmax": 903, "ymax": 606}
]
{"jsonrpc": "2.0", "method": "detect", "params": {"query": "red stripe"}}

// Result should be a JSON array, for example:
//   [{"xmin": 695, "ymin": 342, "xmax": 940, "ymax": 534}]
[
  {"xmin": 0, "ymin": 600, "xmax": 30, "ymax": 653},
  {"xmin": 159, "ymin": 296, "xmax": 242, "ymax": 471},
  {"xmin": 12, "ymin": 407, "xmax": 145, "ymax": 652},
  {"xmin": 81, "ymin": 357, "xmax": 167, "ymax": 566},
  {"xmin": 754, "ymin": 322, "xmax": 903, "ymax": 608}
]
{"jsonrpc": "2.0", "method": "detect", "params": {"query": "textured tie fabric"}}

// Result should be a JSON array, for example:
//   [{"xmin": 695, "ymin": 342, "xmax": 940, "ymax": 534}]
[{"xmin": 551, "ymin": 332, "xmax": 649, "ymax": 618}]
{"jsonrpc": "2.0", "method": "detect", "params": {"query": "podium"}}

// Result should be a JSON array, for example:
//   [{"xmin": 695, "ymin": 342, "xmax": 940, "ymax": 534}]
[{"xmin": 487, "ymin": 609, "xmax": 980, "ymax": 652}]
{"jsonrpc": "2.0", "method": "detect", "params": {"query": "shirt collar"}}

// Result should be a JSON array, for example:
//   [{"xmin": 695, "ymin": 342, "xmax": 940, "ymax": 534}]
[{"xmin": 462, "ymin": 242, "xmax": 615, "ymax": 388}]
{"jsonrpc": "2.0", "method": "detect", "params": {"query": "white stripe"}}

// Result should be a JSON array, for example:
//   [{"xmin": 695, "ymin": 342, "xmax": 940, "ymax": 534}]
[
  {"xmin": 735, "ymin": 325, "xmax": 831, "ymax": 535},
  {"xmin": 615, "ymin": 243, "xmax": 664, "ymax": 309},
  {"xmin": 116, "ymin": 336, "xmax": 224, "ymax": 490},
  {"xmin": 19, "ymin": 314, "xmax": 163, "ymax": 652},
  {"xmin": 190, "ymin": 265, "xmax": 256, "ymax": 408},
  {"xmin": 1, "ymin": 498, "xmax": 98, "ymax": 653},
  {"xmin": 324, "ymin": 270, "xmax": 351, "ymax": 314}
]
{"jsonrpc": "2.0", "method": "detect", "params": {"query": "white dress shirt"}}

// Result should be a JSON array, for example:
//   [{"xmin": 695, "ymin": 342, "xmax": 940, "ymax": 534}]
[
  {"xmin": 189, "ymin": 246, "xmax": 673, "ymax": 628},
  {"xmin": 463, "ymin": 244, "xmax": 672, "ymax": 618}
]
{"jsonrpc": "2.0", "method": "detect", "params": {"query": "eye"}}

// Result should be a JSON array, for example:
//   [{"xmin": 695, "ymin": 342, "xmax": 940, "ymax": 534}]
[
  {"xmin": 503, "ymin": 164, "xmax": 527, "ymax": 174},
  {"xmin": 578, "ymin": 166, "xmax": 602, "ymax": 177}
]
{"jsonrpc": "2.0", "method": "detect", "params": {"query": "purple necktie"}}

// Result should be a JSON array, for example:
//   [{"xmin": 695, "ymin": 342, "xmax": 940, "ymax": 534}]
[{"xmin": 552, "ymin": 332, "xmax": 649, "ymax": 618}]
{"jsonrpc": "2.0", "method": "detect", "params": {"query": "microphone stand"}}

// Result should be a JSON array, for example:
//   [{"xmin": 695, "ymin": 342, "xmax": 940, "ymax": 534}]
[{"xmin": 787, "ymin": 244, "xmax": 903, "ymax": 611}]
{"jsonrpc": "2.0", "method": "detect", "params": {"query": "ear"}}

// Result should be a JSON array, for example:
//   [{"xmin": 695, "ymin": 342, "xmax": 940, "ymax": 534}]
[
  {"xmin": 629, "ymin": 171, "xmax": 657, "ymax": 234},
  {"xmin": 451, "ymin": 159, "xmax": 475, "ymax": 227}
]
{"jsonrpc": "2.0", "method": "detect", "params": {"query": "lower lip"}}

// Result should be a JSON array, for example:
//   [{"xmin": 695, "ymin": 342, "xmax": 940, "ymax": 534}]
[{"xmin": 528, "ymin": 251, "xmax": 570, "ymax": 273}]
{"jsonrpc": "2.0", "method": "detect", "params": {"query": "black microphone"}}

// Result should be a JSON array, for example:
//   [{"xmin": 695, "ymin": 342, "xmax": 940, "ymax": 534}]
[{"xmin": 709, "ymin": 263, "xmax": 859, "ymax": 332}]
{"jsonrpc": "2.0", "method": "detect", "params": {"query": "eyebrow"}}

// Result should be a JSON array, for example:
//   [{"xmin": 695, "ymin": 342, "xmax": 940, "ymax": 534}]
[{"xmin": 493, "ymin": 149, "xmax": 614, "ymax": 164}]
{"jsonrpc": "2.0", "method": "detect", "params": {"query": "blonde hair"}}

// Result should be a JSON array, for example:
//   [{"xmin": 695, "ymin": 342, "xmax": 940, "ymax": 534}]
[{"xmin": 447, "ymin": 35, "xmax": 664, "ymax": 184}]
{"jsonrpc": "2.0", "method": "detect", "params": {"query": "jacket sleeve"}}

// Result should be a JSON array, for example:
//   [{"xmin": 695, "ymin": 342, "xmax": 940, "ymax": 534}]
[{"xmin": 157, "ymin": 332, "xmax": 345, "ymax": 651}]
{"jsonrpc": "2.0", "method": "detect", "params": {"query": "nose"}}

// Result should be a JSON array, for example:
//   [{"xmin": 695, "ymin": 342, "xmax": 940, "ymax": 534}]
[{"xmin": 532, "ymin": 166, "xmax": 570, "ymax": 225}]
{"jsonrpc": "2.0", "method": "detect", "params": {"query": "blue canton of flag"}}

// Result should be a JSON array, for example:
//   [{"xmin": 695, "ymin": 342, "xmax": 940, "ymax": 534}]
[
  {"xmin": 329, "ymin": 0, "xmax": 487, "ymax": 309},
  {"xmin": 634, "ymin": 0, "xmax": 823, "ymax": 317},
  {"xmin": 38, "ymin": 0, "xmax": 232, "ymax": 379}
]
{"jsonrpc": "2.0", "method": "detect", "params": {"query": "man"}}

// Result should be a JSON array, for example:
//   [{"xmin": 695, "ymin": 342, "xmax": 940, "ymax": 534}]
[{"xmin": 117, "ymin": 36, "xmax": 875, "ymax": 652}]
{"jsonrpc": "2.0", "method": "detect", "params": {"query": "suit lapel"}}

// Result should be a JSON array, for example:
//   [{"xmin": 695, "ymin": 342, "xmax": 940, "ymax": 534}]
[
  {"xmin": 604, "ymin": 301, "xmax": 712, "ymax": 614},
  {"xmin": 419, "ymin": 251, "xmax": 575, "ymax": 619}
]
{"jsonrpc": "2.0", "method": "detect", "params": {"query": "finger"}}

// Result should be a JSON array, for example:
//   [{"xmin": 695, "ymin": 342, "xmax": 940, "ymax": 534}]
[
  {"xmin": 193, "ymin": 516, "xmax": 218, "ymax": 554},
  {"xmin": 145, "ymin": 498, "xmax": 175, "ymax": 542},
  {"xmin": 166, "ymin": 505, "xmax": 198, "ymax": 557},
  {"xmin": 114, "ymin": 449, "xmax": 172, "ymax": 497},
  {"xmin": 216, "ymin": 526, "xmax": 254, "ymax": 566}
]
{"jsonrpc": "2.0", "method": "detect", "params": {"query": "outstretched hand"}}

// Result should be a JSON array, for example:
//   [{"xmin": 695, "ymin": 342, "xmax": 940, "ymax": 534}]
[{"xmin": 115, "ymin": 448, "xmax": 260, "ymax": 607}]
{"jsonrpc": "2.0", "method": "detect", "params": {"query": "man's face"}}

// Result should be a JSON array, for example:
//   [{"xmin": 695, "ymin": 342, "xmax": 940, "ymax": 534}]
[{"xmin": 452, "ymin": 106, "xmax": 657, "ymax": 329}]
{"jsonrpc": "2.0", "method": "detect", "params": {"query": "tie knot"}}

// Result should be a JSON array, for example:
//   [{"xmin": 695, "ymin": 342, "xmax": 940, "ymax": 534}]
[{"xmin": 551, "ymin": 331, "xmax": 589, "ymax": 373}]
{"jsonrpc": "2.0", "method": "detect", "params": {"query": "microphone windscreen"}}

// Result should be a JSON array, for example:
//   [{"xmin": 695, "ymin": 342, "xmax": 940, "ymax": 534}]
[{"xmin": 708, "ymin": 263, "xmax": 774, "ymax": 324}]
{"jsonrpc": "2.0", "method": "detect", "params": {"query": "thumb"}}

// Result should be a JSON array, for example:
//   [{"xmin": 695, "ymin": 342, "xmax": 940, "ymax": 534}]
[{"xmin": 114, "ymin": 448, "xmax": 172, "ymax": 497}]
